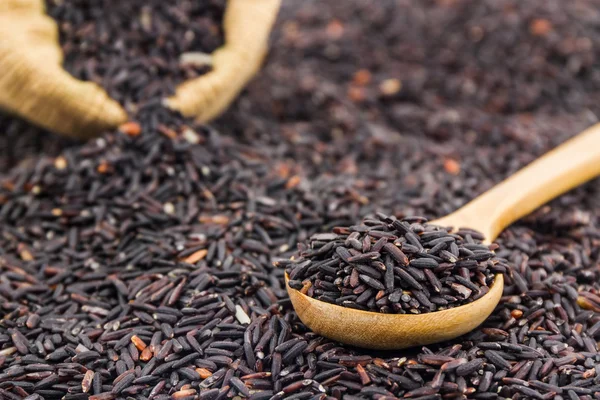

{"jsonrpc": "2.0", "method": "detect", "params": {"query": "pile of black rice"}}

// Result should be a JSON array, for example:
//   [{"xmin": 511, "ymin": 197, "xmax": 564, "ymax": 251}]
[
  {"xmin": 1, "ymin": 1, "xmax": 600, "ymax": 400},
  {"xmin": 286, "ymin": 214, "xmax": 505, "ymax": 314}
]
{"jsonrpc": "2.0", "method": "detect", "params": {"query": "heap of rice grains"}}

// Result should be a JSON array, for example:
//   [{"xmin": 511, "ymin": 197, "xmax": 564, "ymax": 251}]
[
  {"xmin": 286, "ymin": 214, "xmax": 503, "ymax": 314},
  {"xmin": 1, "ymin": 1, "xmax": 600, "ymax": 400}
]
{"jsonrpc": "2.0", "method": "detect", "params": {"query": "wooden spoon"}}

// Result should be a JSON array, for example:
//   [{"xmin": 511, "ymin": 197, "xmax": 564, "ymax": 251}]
[{"xmin": 287, "ymin": 123, "xmax": 600, "ymax": 350}]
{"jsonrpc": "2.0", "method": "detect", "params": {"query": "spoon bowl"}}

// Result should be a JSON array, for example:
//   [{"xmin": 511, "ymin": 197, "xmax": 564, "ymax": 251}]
[
  {"xmin": 286, "ymin": 123, "xmax": 600, "ymax": 349},
  {"xmin": 287, "ymin": 273, "xmax": 503, "ymax": 350}
]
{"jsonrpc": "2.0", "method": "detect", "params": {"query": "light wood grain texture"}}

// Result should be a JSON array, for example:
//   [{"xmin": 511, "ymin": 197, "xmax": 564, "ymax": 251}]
[
  {"xmin": 287, "ymin": 273, "xmax": 503, "ymax": 350},
  {"xmin": 288, "ymin": 123, "xmax": 600, "ymax": 350},
  {"xmin": 434, "ymin": 123, "xmax": 600, "ymax": 242}
]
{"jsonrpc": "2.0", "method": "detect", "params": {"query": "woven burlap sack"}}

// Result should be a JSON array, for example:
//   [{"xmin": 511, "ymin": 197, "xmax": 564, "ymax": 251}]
[
  {"xmin": 166, "ymin": 0, "xmax": 282, "ymax": 122},
  {"xmin": 0, "ymin": 0, "xmax": 281, "ymax": 138}
]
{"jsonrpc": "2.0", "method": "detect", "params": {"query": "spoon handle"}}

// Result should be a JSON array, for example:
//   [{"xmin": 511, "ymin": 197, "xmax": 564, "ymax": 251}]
[{"xmin": 434, "ymin": 123, "xmax": 600, "ymax": 242}]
